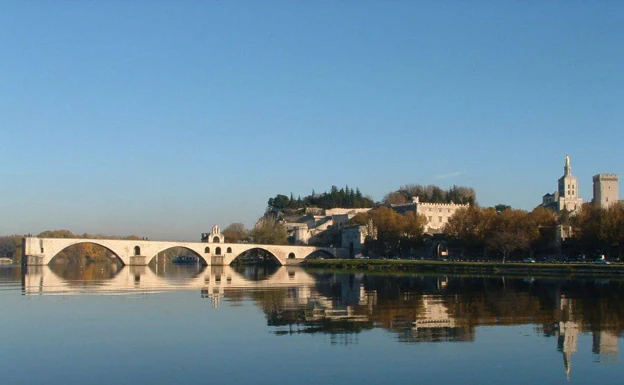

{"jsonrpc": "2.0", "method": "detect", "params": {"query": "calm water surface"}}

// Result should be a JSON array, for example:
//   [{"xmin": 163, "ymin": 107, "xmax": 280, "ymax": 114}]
[{"xmin": 1, "ymin": 264, "xmax": 623, "ymax": 385}]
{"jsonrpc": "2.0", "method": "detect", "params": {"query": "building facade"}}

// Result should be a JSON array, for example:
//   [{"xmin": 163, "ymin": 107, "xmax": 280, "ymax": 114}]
[
  {"xmin": 391, "ymin": 196, "xmax": 469, "ymax": 234},
  {"xmin": 341, "ymin": 224, "xmax": 376, "ymax": 256},
  {"xmin": 592, "ymin": 173, "xmax": 619, "ymax": 209}
]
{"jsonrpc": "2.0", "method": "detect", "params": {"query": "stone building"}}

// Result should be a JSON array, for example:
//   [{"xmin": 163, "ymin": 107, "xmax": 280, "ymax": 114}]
[
  {"xmin": 341, "ymin": 224, "xmax": 376, "ymax": 257},
  {"xmin": 287, "ymin": 207, "xmax": 373, "ymax": 246},
  {"xmin": 592, "ymin": 173, "xmax": 619, "ymax": 209},
  {"xmin": 390, "ymin": 196, "xmax": 469, "ymax": 234},
  {"xmin": 541, "ymin": 155, "xmax": 583, "ymax": 214}
]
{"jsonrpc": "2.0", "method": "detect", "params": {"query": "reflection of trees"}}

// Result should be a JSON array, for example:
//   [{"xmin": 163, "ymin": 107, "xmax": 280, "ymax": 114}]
[
  {"xmin": 230, "ymin": 264, "xmax": 279, "ymax": 280},
  {"xmin": 149, "ymin": 263, "xmax": 205, "ymax": 280},
  {"xmin": 243, "ymin": 272, "xmax": 624, "ymax": 344},
  {"xmin": 48, "ymin": 262, "xmax": 121, "ymax": 284},
  {"xmin": 0, "ymin": 265, "xmax": 22, "ymax": 282}
]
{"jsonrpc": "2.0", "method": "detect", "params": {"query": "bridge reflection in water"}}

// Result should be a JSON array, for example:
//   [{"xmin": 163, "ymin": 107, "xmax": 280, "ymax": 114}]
[
  {"xmin": 21, "ymin": 265, "xmax": 315, "ymax": 300},
  {"xmin": 18, "ymin": 265, "xmax": 624, "ymax": 380}
]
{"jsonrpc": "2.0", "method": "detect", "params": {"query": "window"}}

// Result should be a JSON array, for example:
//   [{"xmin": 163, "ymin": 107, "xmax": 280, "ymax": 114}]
[
  {"xmin": 226, "ymin": 247, "xmax": 232, "ymax": 253},
  {"xmin": 205, "ymin": 247, "xmax": 210, "ymax": 253},
  {"xmin": 428, "ymin": 216, "xmax": 432, "ymax": 221},
  {"xmin": 438, "ymin": 216, "xmax": 442, "ymax": 222},
  {"xmin": 288, "ymin": 253, "xmax": 296, "ymax": 259},
  {"xmin": 134, "ymin": 246, "xmax": 141, "ymax": 256},
  {"xmin": 216, "ymin": 247, "xmax": 222, "ymax": 255}
]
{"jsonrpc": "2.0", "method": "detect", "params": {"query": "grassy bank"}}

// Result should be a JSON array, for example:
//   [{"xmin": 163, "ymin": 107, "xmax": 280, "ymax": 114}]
[{"xmin": 301, "ymin": 259, "xmax": 624, "ymax": 277}]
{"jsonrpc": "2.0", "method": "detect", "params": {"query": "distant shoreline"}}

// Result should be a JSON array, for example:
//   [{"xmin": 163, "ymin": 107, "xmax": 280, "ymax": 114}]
[{"xmin": 301, "ymin": 259, "xmax": 624, "ymax": 277}]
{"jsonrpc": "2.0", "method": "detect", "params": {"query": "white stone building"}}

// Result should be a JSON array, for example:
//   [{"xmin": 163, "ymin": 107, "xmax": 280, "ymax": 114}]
[{"xmin": 390, "ymin": 196, "xmax": 469, "ymax": 234}]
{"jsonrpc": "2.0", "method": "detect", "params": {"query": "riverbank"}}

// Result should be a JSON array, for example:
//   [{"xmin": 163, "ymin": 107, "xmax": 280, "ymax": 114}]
[{"xmin": 301, "ymin": 259, "xmax": 624, "ymax": 277}]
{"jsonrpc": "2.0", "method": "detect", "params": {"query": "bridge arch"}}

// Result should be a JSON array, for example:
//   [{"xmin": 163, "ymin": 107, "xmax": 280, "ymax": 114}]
[
  {"xmin": 230, "ymin": 247, "xmax": 283, "ymax": 266},
  {"xmin": 148, "ymin": 246, "xmax": 208, "ymax": 265},
  {"xmin": 48, "ymin": 240, "xmax": 125, "ymax": 266},
  {"xmin": 304, "ymin": 249, "xmax": 337, "ymax": 260}
]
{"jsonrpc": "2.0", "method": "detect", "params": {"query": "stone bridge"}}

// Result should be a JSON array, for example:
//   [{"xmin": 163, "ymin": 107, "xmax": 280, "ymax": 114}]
[{"xmin": 22, "ymin": 236, "xmax": 348, "ymax": 266}]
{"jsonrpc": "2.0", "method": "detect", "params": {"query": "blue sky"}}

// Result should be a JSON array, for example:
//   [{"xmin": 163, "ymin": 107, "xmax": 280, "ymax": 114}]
[{"xmin": 1, "ymin": 2, "xmax": 623, "ymax": 240}]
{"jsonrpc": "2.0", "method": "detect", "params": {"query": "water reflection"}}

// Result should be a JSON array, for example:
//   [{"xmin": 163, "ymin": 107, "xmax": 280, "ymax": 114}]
[
  {"xmin": 49, "ymin": 262, "xmax": 122, "ymax": 282},
  {"xmin": 10, "ymin": 264, "xmax": 624, "ymax": 377}
]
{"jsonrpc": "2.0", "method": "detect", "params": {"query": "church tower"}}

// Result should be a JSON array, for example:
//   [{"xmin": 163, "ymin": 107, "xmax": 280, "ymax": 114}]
[{"xmin": 557, "ymin": 155, "xmax": 582, "ymax": 212}]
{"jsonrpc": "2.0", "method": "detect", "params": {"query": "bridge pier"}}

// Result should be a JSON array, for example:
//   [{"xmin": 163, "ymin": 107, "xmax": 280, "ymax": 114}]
[
  {"xmin": 22, "ymin": 255, "xmax": 44, "ymax": 266},
  {"xmin": 128, "ymin": 256, "xmax": 149, "ymax": 266}
]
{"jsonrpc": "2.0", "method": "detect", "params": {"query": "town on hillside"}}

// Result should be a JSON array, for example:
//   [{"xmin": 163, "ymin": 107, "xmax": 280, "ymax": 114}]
[{"xmin": 263, "ymin": 155, "xmax": 621, "ymax": 262}]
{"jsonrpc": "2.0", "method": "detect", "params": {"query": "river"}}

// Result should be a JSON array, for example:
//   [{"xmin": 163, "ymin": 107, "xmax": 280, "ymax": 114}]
[{"xmin": 1, "ymin": 264, "xmax": 623, "ymax": 384}]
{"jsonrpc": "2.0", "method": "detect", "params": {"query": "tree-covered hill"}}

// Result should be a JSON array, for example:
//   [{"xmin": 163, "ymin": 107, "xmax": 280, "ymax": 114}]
[
  {"xmin": 384, "ymin": 184, "xmax": 476, "ymax": 205},
  {"xmin": 267, "ymin": 185, "xmax": 375, "ymax": 214}
]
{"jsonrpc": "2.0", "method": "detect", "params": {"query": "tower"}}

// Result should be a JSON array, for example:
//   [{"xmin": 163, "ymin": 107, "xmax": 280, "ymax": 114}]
[
  {"xmin": 556, "ymin": 155, "xmax": 582, "ymax": 212},
  {"xmin": 593, "ymin": 174, "xmax": 619, "ymax": 209}
]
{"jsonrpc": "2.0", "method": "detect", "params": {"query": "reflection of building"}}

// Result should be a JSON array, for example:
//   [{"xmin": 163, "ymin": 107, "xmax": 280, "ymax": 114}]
[
  {"xmin": 408, "ymin": 294, "xmax": 473, "ymax": 343},
  {"xmin": 592, "ymin": 174, "xmax": 619, "ymax": 209},
  {"xmin": 593, "ymin": 330, "xmax": 619, "ymax": 363},
  {"xmin": 390, "ymin": 196, "xmax": 469, "ymax": 234},
  {"xmin": 413, "ymin": 295, "xmax": 457, "ymax": 329},
  {"xmin": 558, "ymin": 320, "xmax": 579, "ymax": 380},
  {"xmin": 556, "ymin": 295, "xmax": 579, "ymax": 381}
]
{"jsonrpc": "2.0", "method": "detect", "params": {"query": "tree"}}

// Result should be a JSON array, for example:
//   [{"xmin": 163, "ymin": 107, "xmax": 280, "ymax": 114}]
[
  {"xmin": 383, "ymin": 184, "xmax": 476, "ymax": 205},
  {"xmin": 600, "ymin": 203, "xmax": 624, "ymax": 259},
  {"xmin": 349, "ymin": 206, "xmax": 425, "ymax": 255},
  {"xmin": 572, "ymin": 203, "xmax": 604, "ymax": 256},
  {"xmin": 383, "ymin": 191, "xmax": 408, "ymax": 205},
  {"xmin": 444, "ymin": 206, "xmax": 495, "ymax": 258},
  {"xmin": 574, "ymin": 202, "xmax": 624, "ymax": 259},
  {"xmin": 494, "ymin": 204, "xmax": 512, "ymax": 213},
  {"xmin": 0, "ymin": 236, "xmax": 22, "ymax": 261},
  {"xmin": 222, "ymin": 223, "xmax": 249, "ymax": 243},
  {"xmin": 526, "ymin": 207, "xmax": 557, "ymax": 257},
  {"xmin": 267, "ymin": 194, "xmax": 290, "ymax": 210},
  {"xmin": 485, "ymin": 209, "xmax": 531, "ymax": 263},
  {"xmin": 250, "ymin": 217, "xmax": 288, "ymax": 245}
]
